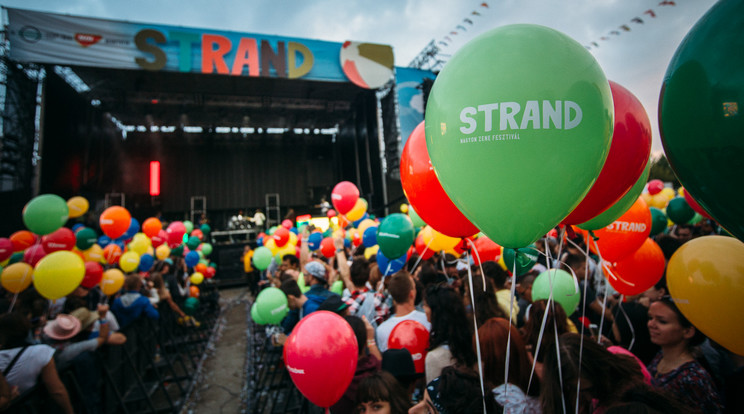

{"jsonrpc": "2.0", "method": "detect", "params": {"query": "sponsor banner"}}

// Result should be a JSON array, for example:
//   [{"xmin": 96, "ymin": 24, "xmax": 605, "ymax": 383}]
[
  {"xmin": 395, "ymin": 67, "xmax": 436, "ymax": 152},
  {"xmin": 6, "ymin": 7, "xmax": 392, "ymax": 83}
]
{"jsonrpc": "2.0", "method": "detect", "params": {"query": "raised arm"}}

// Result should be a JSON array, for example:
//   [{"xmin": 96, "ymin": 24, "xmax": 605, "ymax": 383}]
[{"xmin": 333, "ymin": 236, "xmax": 354, "ymax": 293}]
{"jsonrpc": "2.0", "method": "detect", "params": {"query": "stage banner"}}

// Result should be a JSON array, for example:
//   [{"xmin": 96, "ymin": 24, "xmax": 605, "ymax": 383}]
[
  {"xmin": 395, "ymin": 67, "xmax": 436, "ymax": 152},
  {"xmin": 6, "ymin": 7, "xmax": 391, "ymax": 83}
]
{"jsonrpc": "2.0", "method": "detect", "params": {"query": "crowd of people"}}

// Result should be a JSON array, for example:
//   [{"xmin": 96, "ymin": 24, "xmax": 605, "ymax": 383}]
[
  {"xmin": 0, "ymin": 254, "xmax": 210, "ymax": 413},
  {"xmin": 251, "ymin": 220, "xmax": 742, "ymax": 414}
]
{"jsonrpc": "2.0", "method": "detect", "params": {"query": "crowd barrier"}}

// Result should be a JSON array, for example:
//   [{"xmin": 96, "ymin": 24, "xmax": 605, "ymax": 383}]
[{"xmin": 4, "ymin": 285, "xmax": 221, "ymax": 414}]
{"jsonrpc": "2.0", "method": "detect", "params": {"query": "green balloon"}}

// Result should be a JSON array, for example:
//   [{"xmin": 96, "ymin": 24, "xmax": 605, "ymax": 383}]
[
  {"xmin": 425, "ymin": 24, "xmax": 613, "ymax": 248},
  {"xmin": 200, "ymin": 223, "xmax": 211, "ymax": 234},
  {"xmin": 198, "ymin": 258, "xmax": 209, "ymax": 266},
  {"xmin": 578, "ymin": 161, "xmax": 651, "ymax": 230},
  {"xmin": 171, "ymin": 245, "xmax": 184, "ymax": 257},
  {"xmin": 182, "ymin": 233, "xmax": 189, "ymax": 244},
  {"xmin": 502, "ymin": 247, "xmax": 538, "ymax": 276},
  {"xmin": 659, "ymin": 0, "xmax": 744, "ymax": 240},
  {"xmin": 666, "ymin": 197, "xmax": 695, "ymax": 225},
  {"xmin": 688, "ymin": 212, "xmax": 703, "ymax": 225},
  {"xmin": 253, "ymin": 246, "xmax": 273, "ymax": 271},
  {"xmin": 186, "ymin": 236, "xmax": 200, "ymax": 250},
  {"xmin": 377, "ymin": 214, "xmax": 415, "ymax": 259},
  {"xmin": 298, "ymin": 273, "xmax": 310, "ymax": 293},
  {"xmin": 330, "ymin": 280, "xmax": 343, "ymax": 296},
  {"xmin": 201, "ymin": 243, "xmax": 213, "ymax": 256},
  {"xmin": 183, "ymin": 220, "xmax": 194, "ymax": 234},
  {"xmin": 75, "ymin": 227, "xmax": 98, "ymax": 250},
  {"xmin": 8, "ymin": 252, "xmax": 23, "ymax": 265},
  {"xmin": 532, "ymin": 269, "xmax": 580, "ymax": 317},
  {"xmin": 251, "ymin": 303, "xmax": 266, "ymax": 325},
  {"xmin": 184, "ymin": 297, "xmax": 199, "ymax": 316},
  {"xmin": 322, "ymin": 228, "xmax": 332, "ymax": 238},
  {"xmin": 208, "ymin": 262, "xmax": 216, "ymax": 269},
  {"xmin": 649, "ymin": 208, "xmax": 668, "ymax": 237},
  {"xmin": 408, "ymin": 206, "xmax": 426, "ymax": 228},
  {"xmin": 22, "ymin": 194, "xmax": 69, "ymax": 235},
  {"xmin": 255, "ymin": 287, "xmax": 289, "ymax": 324},
  {"xmin": 267, "ymin": 226, "xmax": 277, "ymax": 236}
]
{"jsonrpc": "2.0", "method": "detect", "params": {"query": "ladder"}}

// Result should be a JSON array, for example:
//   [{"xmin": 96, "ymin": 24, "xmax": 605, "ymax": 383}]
[
  {"xmin": 191, "ymin": 196, "xmax": 206, "ymax": 225},
  {"xmin": 265, "ymin": 193, "xmax": 280, "ymax": 228},
  {"xmin": 104, "ymin": 193, "xmax": 125, "ymax": 208}
]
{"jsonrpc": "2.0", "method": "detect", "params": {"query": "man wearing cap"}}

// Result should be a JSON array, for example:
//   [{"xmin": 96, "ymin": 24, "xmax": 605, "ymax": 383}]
[
  {"xmin": 302, "ymin": 261, "xmax": 337, "ymax": 315},
  {"xmin": 376, "ymin": 271, "xmax": 431, "ymax": 353}
]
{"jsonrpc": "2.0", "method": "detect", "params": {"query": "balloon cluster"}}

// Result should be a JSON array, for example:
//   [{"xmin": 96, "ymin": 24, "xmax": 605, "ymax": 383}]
[{"xmin": 1, "ymin": 195, "xmax": 217, "ymax": 302}]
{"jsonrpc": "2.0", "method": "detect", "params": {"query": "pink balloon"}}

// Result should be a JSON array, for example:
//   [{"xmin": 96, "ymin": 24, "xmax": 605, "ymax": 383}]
[
  {"xmin": 331, "ymin": 181, "xmax": 360, "ymax": 215},
  {"xmin": 167, "ymin": 222, "xmax": 186, "ymax": 247},
  {"xmin": 282, "ymin": 219, "xmax": 293, "ymax": 229},
  {"xmin": 284, "ymin": 311, "xmax": 358, "ymax": 408},
  {"xmin": 23, "ymin": 244, "xmax": 47, "ymax": 267},
  {"xmin": 0, "ymin": 238, "xmax": 13, "ymax": 261},
  {"xmin": 647, "ymin": 179, "xmax": 664, "ymax": 195}
]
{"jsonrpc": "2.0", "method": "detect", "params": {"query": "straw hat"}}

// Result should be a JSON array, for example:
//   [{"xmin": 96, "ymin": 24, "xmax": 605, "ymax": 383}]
[{"xmin": 70, "ymin": 307, "xmax": 98, "ymax": 331}]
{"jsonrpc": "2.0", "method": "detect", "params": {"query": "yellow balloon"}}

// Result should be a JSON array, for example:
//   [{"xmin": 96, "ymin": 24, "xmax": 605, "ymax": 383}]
[
  {"xmin": 346, "ymin": 198, "xmax": 368, "ymax": 221},
  {"xmin": 400, "ymin": 203, "xmax": 409, "ymax": 213},
  {"xmin": 66, "ymin": 196, "xmax": 89, "ymax": 218},
  {"xmin": 146, "ymin": 245, "xmax": 155, "ymax": 256},
  {"xmin": 190, "ymin": 272, "xmax": 204, "ymax": 285},
  {"xmin": 659, "ymin": 187, "xmax": 676, "ymax": 200},
  {"xmin": 357, "ymin": 219, "xmax": 376, "ymax": 235},
  {"xmin": 101, "ymin": 269, "xmax": 125, "ymax": 295},
  {"xmin": 649, "ymin": 192, "xmax": 670, "ymax": 209},
  {"xmin": 119, "ymin": 251, "xmax": 140, "ymax": 273},
  {"xmin": 497, "ymin": 255, "xmax": 508, "ymax": 271},
  {"xmin": 33, "ymin": 251, "xmax": 85, "ymax": 300},
  {"xmin": 677, "ymin": 187, "xmax": 686, "ymax": 197},
  {"xmin": 130, "ymin": 238, "xmax": 149, "ymax": 256},
  {"xmin": 155, "ymin": 244, "xmax": 171, "ymax": 260},
  {"xmin": 276, "ymin": 244, "xmax": 296, "ymax": 259},
  {"xmin": 288, "ymin": 232, "xmax": 298, "ymax": 247},
  {"xmin": 641, "ymin": 193, "xmax": 653, "ymax": 206},
  {"xmin": 333, "ymin": 229, "xmax": 346, "ymax": 239},
  {"xmin": 264, "ymin": 237, "xmax": 279, "ymax": 255},
  {"xmin": 364, "ymin": 245, "xmax": 379, "ymax": 260},
  {"xmin": 1, "ymin": 262, "xmax": 33, "ymax": 293},
  {"xmin": 667, "ymin": 236, "xmax": 744, "ymax": 356},
  {"xmin": 82, "ymin": 244, "xmax": 103, "ymax": 263},
  {"xmin": 422, "ymin": 226, "xmax": 459, "ymax": 252}
]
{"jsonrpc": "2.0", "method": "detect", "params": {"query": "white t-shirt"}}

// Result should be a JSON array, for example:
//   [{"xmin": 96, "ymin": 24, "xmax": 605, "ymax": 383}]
[
  {"xmin": 375, "ymin": 309, "xmax": 431, "ymax": 352},
  {"xmin": 0, "ymin": 344, "xmax": 55, "ymax": 393}
]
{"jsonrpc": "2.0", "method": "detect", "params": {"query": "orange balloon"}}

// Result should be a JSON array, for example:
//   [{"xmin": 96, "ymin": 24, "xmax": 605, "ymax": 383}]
[
  {"xmin": 189, "ymin": 286, "xmax": 200, "ymax": 298},
  {"xmin": 195, "ymin": 263, "xmax": 207, "ymax": 274},
  {"xmin": 142, "ymin": 217, "xmax": 162, "ymax": 238},
  {"xmin": 10, "ymin": 230, "xmax": 37, "ymax": 252},
  {"xmin": 589, "ymin": 198, "xmax": 651, "ymax": 262},
  {"xmin": 602, "ymin": 238, "xmax": 665, "ymax": 296},
  {"xmin": 103, "ymin": 243, "xmax": 122, "ymax": 265},
  {"xmin": 99, "ymin": 206, "xmax": 131, "ymax": 239}
]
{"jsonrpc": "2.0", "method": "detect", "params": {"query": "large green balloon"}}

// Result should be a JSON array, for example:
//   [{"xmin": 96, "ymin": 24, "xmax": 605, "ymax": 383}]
[
  {"xmin": 253, "ymin": 246, "xmax": 273, "ymax": 271},
  {"xmin": 255, "ymin": 287, "xmax": 289, "ymax": 324},
  {"xmin": 425, "ymin": 24, "xmax": 613, "ymax": 248},
  {"xmin": 578, "ymin": 161, "xmax": 651, "ymax": 231},
  {"xmin": 666, "ymin": 197, "xmax": 695, "ymax": 225},
  {"xmin": 502, "ymin": 247, "xmax": 538, "ymax": 276},
  {"xmin": 531, "ymin": 269, "xmax": 580, "ymax": 316},
  {"xmin": 659, "ymin": 0, "xmax": 744, "ymax": 241},
  {"xmin": 649, "ymin": 208, "xmax": 668, "ymax": 237},
  {"xmin": 22, "ymin": 194, "xmax": 69, "ymax": 235},
  {"xmin": 408, "ymin": 206, "xmax": 426, "ymax": 228},
  {"xmin": 376, "ymin": 214, "xmax": 415, "ymax": 259},
  {"xmin": 251, "ymin": 303, "xmax": 266, "ymax": 325}
]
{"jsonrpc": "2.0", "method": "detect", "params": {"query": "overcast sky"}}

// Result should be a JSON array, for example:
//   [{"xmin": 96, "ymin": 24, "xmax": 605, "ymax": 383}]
[{"xmin": 1, "ymin": 0, "xmax": 719, "ymax": 154}]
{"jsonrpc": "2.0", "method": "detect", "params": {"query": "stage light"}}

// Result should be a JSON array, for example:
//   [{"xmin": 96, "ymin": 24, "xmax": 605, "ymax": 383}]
[{"xmin": 150, "ymin": 161, "xmax": 160, "ymax": 196}]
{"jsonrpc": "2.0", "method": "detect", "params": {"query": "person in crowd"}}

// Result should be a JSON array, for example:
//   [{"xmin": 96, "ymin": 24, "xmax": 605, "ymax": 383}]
[
  {"xmin": 646, "ymin": 297, "xmax": 723, "ymax": 413},
  {"xmin": 376, "ymin": 271, "xmax": 430, "ymax": 353},
  {"xmin": 0, "ymin": 371, "xmax": 19, "ymax": 411},
  {"xmin": 356, "ymin": 370, "xmax": 411, "ymax": 414},
  {"xmin": 612, "ymin": 301, "xmax": 659, "ymax": 366},
  {"xmin": 482, "ymin": 261, "xmax": 520, "ymax": 324},
  {"xmin": 331, "ymin": 315, "xmax": 382, "ymax": 414},
  {"xmin": 317, "ymin": 295, "xmax": 350, "ymax": 317},
  {"xmin": 465, "ymin": 272, "xmax": 506, "ymax": 328},
  {"xmin": 242, "ymin": 244, "xmax": 258, "ymax": 296},
  {"xmin": 515, "ymin": 272, "xmax": 536, "ymax": 327},
  {"xmin": 603, "ymin": 385, "xmax": 695, "ymax": 414},
  {"xmin": 638, "ymin": 275, "xmax": 667, "ymax": 308},
  {"xmin": 111, "ymin": 275, "xmax": 160, "ymax": 329},
  {"xmin": 252, "ymin": 209, "xmax": 266, "ymax": 230},
  {"xmin": 302, "ymin": 260, "xmax": 337, "ymax": 313},
  {"xmin": 540, "ymin": 333, "xmax": 646, "ymax": 414},
  {"xmin": 442, "ymin": 253, "xmax": 460, "ymax": 281},
  {"xmin": 409, "ymin": 366, "xmax": 496, "ymax": 414},
  {"xmin": 670, "ymin": 224, "xmax": 693, "ymax": 244},
  {"xmin": 478, "ymin": 317, "xmax": 540, "ymax": 413},
  {"xmin": 336, "ymin": 251, "xmax": 390, "ymax": 328},
  {"xmin": 423, "ymin": 284, "xmax": 476, "ymax": 383},
  {"xmin": 0, "ymin": 313, "xmax": 74, "ymax": 414},
  {"xmin": 381, "ymin": 348, "xmax": 420, "ymax": 402},
  {"xmin": 417, "ymin": 261, "xmax": 447, "ymax": 289},
  {"xmin": 521, "ymin": 299, "xmax": 571, "ymax": 365},
  {"xmin": 652, "ymin": 234, "xmax": 683, "ymax": 262},
  {"xmin": 563, "ymin": 253, "xmax": 612, "ymax": 330},
  {"xmin": 150, "ymin": 272, "xmax": 196, "ymax": 326}
]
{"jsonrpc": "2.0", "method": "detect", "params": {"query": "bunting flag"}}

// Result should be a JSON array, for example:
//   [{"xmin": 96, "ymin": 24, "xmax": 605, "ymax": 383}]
[
  {"xmin": 591, "ymin": 42, "xmax": 599, "ymax": 48},
  {"xmin": 445, "ymin": 36, "xmax": 452, "ymax": 42},
  {"xmin": 456, "ymin": 24, "xmax": 467, "ymax": 31},
  {"xmin": 464, "ymin": 18, "xmax": 474, "ymax": 25},
  {"xmin": 610, "ymin": 30, "xmax": 620, "ymax": 36},
  {"xmin": 631, "ymin": 17, "xmax": 644, "ymax": 24},
  {"xmin": 645, "ymin": 9, "xmax": 657, "ymax": 17},
  {"xmin": 471, "ymin": 11, "xmax": 481, "ymax": 16},
  {"xmin": 450, "ymin": 31, "xmax": 458, "ymax": 35},
  {"xmin": 436, "ymin": 2, "xmax": 489, "ymax": 50},
  {"xmin": 659, "ymin": 1, "xmax": 676, "ymax": 6},
  {"xmin": 584, "ymin": 2, "xmax": 676, "ymax": 51},
  {"xmin": 480, "ymin": 2, "xmax": 489, "ymax": 8},
  {"xmin": 601, "ymin": 36, "xmax": 610, "ymax": 41},
  {"xmin": 620, "ymin": 25, "xmax": 631, "ymax": 31},
  {"xmin": 439, "ymin": 41, "xmax": 448, "ymax": 47}
]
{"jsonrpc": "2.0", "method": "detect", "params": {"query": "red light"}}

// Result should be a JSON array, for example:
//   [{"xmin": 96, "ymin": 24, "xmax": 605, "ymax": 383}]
[
  {"xmin": 150, "ymin": 161, "xmax": 160, "ymax": 196},
  {"xmin": 151, "ymin": 99, "xmax": 159, "ymax": 104}
]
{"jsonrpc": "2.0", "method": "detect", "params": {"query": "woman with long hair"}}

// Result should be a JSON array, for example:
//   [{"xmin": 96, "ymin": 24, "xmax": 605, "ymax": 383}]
[
  {"xmin": 646, "ymin": 297, "xmax": 722, "ymax": 413},
  {"xmin": 423, "ymin": 284, "xmax": 476, "ymax": 383}
]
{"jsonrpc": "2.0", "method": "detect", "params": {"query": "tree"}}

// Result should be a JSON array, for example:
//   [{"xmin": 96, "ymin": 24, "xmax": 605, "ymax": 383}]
[{"xmin": 648, "ymin": 154, "xmax": 680, "ymax": 187}]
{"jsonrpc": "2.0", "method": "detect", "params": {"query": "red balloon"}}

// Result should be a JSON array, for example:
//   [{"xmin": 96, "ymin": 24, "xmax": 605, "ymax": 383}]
[
  {"xmin": 0, "ymin": 238, "xmax": 12, "ymax": 262},
  {"xmin": 282, "ymin": 219, "xmax": 293, "ymax": 229},
  {"xmin": 167, "ymin": 222, "xmax": 186, "ymax": 247},
  {"xmin": 472, "ymin": 236, "xmax": 502, "ymax": 265},
  {"xmin": 563, "ymin": 81, "xmax": 652, "ymax": 225},
  {"xmin": 327, "ymin": 209, "xmax": 337, "ymax": 218},
  {"xmin": 81, "ymin": 262, "xmax": 104, "ymax": 289},
  {"xmin": 41, "ymin": 227, "xmax": 76, "ymax": 252},
  {"xmin": 602, "ymin": 238, "xmax": 665, "ymax": 296},
  {"xmin": 320, "ymin": 237, "xmax": 335, "ymax": 258},
  {"xmin": 10, "ymin": 231, "xmax": 37, "ymax": 252},
  {"xmin": 331, "ymin": 181, "xmax": 360, "ymax": 215},
  {"xmin": 99, "ymin": 206, "xmax": 131, "ymax": 239},
  {"xmin": 284, "ymin": 311, "xmax": 358, "ymax": 408},
  {"xmin": 151, "ymin": 229, "xmax": 167, "ymax": 248},
  {"xmin": 683, "ymin": 190, "xmax": 712, "ymax": 219},
  {"xmin": 400, "ymin": 122, "xmax": 479, "ymax": 238},
  {"xmin": 414, "ymin": 234, "xmax": 435, "ymax": 260},
  {"xmin": 588, "ymin": 198, "xmax": 651, "ymax": 262},
  {"xmin": 273, "ymin": 227, "xmax": 290, "ymax": 247},
  {"xmin": 647, "ymin": 179, "xmax": 664, "ymax": 195},
  {"xmin": 142, "ymin": 217, "xmax": 162, "ymax": 238},
  {"xmin": 204, "ymin": 267, "xmax": 216, "ymax": 279},
  {"xmin": 352, "ymin": 231, "xmax": 362, "ymax": 247},
  {"xmin": 388, "ymin": 320, "xmax": 430, "ymax": 374},
  {"xmin": 23, "ymin": 244, "xmax": 47, "ymax": 267}
]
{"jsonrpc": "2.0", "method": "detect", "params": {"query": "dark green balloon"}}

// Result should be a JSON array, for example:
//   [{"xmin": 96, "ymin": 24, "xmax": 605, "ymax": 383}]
[
  {"xmin": 184, "ymin": 297, "xmax": 199, "ymax": 316},
  {"xmin": 502, "ymin": 247, "xmax": 538, "ymax": 276},
  {"xmin": 377, "ymin": 214, "xmax": 415, "ymax": 259},
  {"xmin": 659, "ymin": 0, "xmax": 744, "ymax": 240},
  {"xmin": 8, "ymin": 252, "xmax": 23, "ymax": 265},
  {"xmin": 649, "ymin": 207, "xmax": 668, "ymax": 236},
  {"xmin": 171, "ymin": 245, "xmax": 184, "ymax": 257},
  {"xmin": 200, "ymin": 223, "xmax": 211, "ymax": 234},
  {"xmin": 666, "ymin": 197, "xmax": 695, "ymax": 225},
  {"xmin": 186, "ymin": 236, "xmax": 200, "ymax": 250},
  {"xmin": 75, "ymin": 227, "xmax": 98, "ymax": 250}
]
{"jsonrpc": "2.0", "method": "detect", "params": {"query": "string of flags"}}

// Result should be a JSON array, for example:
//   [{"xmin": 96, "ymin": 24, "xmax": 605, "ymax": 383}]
[
  {"xmin": 438, "ymin": 2, "xmax": 490, "ymax": 47},
  {"xmin": 585, "ymin": 1, "xmax": 677, "ymax": 50}
]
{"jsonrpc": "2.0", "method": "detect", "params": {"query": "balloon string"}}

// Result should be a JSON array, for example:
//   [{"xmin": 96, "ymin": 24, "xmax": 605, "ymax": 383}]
[
  {"xmin": 590, "ymin": 242, "xmax": 611, "ymax": 345},
  {"xmin": 617, "ymin": 295, "xmax": 636, "ymax": 351},
  {"xmin": 465, "ymin": 251, "xmax": 488, "ymax": 413},
  {"xmin": 464, "ymin": 238, "xmax": 487, "ymax": 293},
  {"xmin": 409, "ymin": 238, "xmax": 434, "ymax": 274},
  {"xmin": 8, "ymin": 293, "xmax": 19, "ymax": 313},
  {"xmin": 527, "ymin": 235, "xmax": 557, "ymax": 393},
  {"xmin": 7, "ymin": 266, "xmax": 33, "ymax": 313},
  {"xmin": 554, "ymin": 299, "xmax": 567, "ymax": 414},
  {"xmin": 575, "ymin": 240, "xmax": 592, "ymax": 414},
  {"xmin": 503, "ymin": 256, "xmax": 518, "ymax": 400}
]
